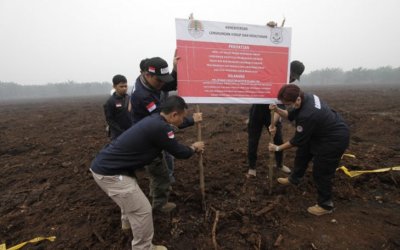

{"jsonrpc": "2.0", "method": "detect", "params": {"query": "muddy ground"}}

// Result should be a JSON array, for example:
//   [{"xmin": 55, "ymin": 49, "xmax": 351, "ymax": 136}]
[{"xmin": 0, "ymin": 84, "xmax": 399, "ymax": 250}]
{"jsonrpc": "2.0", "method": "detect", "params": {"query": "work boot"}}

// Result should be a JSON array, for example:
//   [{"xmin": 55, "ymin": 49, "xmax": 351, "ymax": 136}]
[
  {"xmin": 155, "ymin": 202, "xmax": 176, "ymax": 213},
  {"xmin": 151, "ymin": 244, "xmax": 168, "ymax": 250},
  {"xmin": 307, "ymin": 204, "xmax": 333, "ymax": 216},
  {"xmin": 121, "ymin": 219, "xmax": 130, "ymax": 230},
  {"xmin": 245, "ymin": 169, "xmax": 256, "ymax": 178},
  {"xmin": 277, "ymin": 177, "xmax": 291, "ymax": 185},
  {"xmin": 276, "ymin": 165, "xmax": 291, "ymax": 174}
]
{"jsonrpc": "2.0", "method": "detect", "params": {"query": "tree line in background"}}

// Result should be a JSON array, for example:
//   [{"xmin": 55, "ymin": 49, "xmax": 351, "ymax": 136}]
[
  {"xmin": 0, "ymin": 81, "xmax": 112, "ymax": 101},
  {"xmin": 1, "ymin": 67, "xmax": 399, "ymax": 100},
  {"xmin": 301, "ymin": 66, "xmax": 400, "ymax": 85}
]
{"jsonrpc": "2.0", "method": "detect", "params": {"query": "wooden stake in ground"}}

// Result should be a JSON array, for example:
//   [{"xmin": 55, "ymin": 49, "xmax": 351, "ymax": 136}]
[
  {"xmin": 268, "ymin": 109, "xmax": 275, "ymax": 195},
  {"xmin": 196, "ymin": 104, "xmax": 206, "ymax": 210},
  {"xmin": 212, "ymin": 210, "xmax": 220, "ymax": 250}
]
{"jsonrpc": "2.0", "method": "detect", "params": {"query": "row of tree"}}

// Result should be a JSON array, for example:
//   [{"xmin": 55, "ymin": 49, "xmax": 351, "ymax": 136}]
[
  {"xmin": 301, "ymin": 66, "xmax": 400, "ymax": 85},
  {"xmin": 0, "ymin": 81, "xmax": 112, "ymax": 101},
  {"xmin": 1, "ymin": 67, "xmax": 399, "ymax": 100}
]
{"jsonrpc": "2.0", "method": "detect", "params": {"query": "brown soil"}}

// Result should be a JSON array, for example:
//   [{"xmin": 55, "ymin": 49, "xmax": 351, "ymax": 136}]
[{"xmin": 1, "ymin": 85, "xmax": 400, "ymax": 250}]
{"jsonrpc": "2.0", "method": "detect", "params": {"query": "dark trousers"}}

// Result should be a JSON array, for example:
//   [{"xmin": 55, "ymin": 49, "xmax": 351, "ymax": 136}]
[
  {"xmin": 289, "ymin": 134, "xmax": 349, "ymax": 209},
  {"xmin": 247, "ymin": 104, "xmax": 283, "ymax": 169},
  {"xmin": 110, "ymin": 129, "xmax": 122, "ymax": 141},
  {"xmin": 145, "ymin": 155, "xmax": 170, "ymax": 209},
  {"xmin": 163, "ymin": 151, "xmax": 175, "ymax": 183}
]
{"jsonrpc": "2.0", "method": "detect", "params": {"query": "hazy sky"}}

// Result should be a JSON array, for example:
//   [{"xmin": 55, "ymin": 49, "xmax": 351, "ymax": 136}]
[{"xmin": 1, "ymin": 0, "xmax": 399, "ymax": 85}]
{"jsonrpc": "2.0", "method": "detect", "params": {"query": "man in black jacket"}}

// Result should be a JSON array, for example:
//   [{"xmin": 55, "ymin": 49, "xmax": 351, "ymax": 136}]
[
  {"xmin": 130, "ymin": 57, "xmax": 202, "ymax": 212},
  {"xmin": 91, "ymin": 95, "xmax": 204, "ymax": 250},
  {"xmin": 103, "ymin": 74, "xmax": 132, "ymax": 140}
]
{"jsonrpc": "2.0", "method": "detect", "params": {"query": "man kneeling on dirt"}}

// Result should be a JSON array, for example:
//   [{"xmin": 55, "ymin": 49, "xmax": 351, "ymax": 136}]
[{"xmin": 90, "ymin": 96, "xmax": 205, "ymax": 250}]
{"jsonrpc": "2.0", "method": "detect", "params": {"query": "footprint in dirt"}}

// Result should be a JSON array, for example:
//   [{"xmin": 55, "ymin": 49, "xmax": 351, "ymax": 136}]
[{"xmin": 352, "ymin": 136, "xmax": 363, "ymax": 143}]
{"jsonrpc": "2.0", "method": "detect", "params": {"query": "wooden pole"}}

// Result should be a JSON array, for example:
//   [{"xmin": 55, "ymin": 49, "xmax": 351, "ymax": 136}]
[
  {"xmin": 212, "ymin": 210, "xmax": 220, "ymax": 250},
  {"xmin": 268, "ymin": 109, "xmax": 275, "ymax": 194},
  {"xmin": 280, "ymin": 17, "xmax": 286, "ymax": 27},
  {"xmin": 196, "ymin": 104, "xmax": 206, "ymax": 210}
]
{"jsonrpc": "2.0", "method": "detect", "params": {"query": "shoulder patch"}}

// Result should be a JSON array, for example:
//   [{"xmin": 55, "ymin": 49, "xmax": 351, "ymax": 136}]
[
  {"xmin": 313, "ymin": 95, "xmax": 321, "ymax": 109},
  {"xmin": 296, "ymin": 125, "xmax": 303, "ymax": 132},
  {"xmin": 167, "ymin": 131, "xmax": 175, "ymax": 139}
]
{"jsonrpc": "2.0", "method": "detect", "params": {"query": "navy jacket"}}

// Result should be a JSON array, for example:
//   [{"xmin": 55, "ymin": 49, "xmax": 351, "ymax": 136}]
[
  {"xmin": 91, "ymin": 113, "xmax": 195, "ymax": 176},
  {"xmin": 103, "ymin": 92, "xmax": 132, "ymax": 139},
  {"xmin": 288, "ymin": 93, "xmax": 349, "ymax": 154},
  {"xmin": 130, "ymin": 72, "xmax": 194, "ymax": 128}
]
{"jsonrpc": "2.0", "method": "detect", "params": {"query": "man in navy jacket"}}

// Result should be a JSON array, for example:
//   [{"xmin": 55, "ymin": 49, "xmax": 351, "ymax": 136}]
[
  {"xmin": 103, "ymin": 74, "xmax": 132, "ymax": 140},
  {"xmin": 130, "ymin": 56, "xmax": 202, "ymax": 213},
  {"xmin": 91, "ymin": 96, "xmax": 204, "ymax": 250}
]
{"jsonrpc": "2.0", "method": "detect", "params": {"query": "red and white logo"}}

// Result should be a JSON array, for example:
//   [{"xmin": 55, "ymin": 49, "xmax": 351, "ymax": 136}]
[
  {"xmin": 148, "ymin": 66, "xmax": 156, "ymax": 73},
  {"xmin": 115, "ymin": 101, "xmax": 122, "ymax": 108},
  {"xmin": 146, "ymin": 102, "xmax": 156, "ymax": 112},
  {"xmin": 167, "ymin": 131, "xmax": 175, "ymax": 139}
]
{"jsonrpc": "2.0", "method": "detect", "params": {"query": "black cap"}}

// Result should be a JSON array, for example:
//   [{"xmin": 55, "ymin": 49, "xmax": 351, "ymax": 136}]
[
  {"xmin": 144, "ymin": 57, "xmax": 174, "ymax": 83},
  {"xmin": 290, "ymin": 60, "xmax": 305, "ymax": 80},
  {"xmin": 140, "ymin": 58, "xmax": 149, "ymax": 72}
]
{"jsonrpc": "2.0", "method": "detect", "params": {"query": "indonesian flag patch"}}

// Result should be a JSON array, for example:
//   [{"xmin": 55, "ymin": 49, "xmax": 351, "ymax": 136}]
[
  {"xmin": 167, "ymin": 131, "xmax": 175, "ymax": 139},
  {"xmin": 148, "ymin": 66, "xmax": 156, "ymax": 73},
  {"xmin": 146, "ymin": 101, "xmax": 156, "ymax": 112}
]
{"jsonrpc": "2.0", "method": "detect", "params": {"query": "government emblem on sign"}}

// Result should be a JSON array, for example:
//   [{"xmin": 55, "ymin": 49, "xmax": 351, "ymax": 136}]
[
  {"xmin": 270, "ymin": 27, "xmax": 283, "ymax": 44},
  {"xmin": 188, "ymin": 19, "xmax": 204, "ymax": 38}
]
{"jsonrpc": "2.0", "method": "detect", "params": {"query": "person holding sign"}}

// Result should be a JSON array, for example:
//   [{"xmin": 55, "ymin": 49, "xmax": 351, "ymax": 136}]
[
  {"xmin": 246, "ymin": 60, "xmax": 305, "ymax": 177},
  {"xmin": 90, "ymin": 95, "xmax": 205, "ymax": 250},
  {"xmin": 138, "ymin": 56, "xmax": 178, "ymax": 184},
  {"xmin": 130, "ymin": 56, "xmax": 202, "ymax": 213},
  {"xmin": 268, "ymin": 84, "xmax": 349, "ymax": 216}
]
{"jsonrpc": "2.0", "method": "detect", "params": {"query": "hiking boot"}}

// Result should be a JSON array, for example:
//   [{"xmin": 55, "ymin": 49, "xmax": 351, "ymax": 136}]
[
  {"xmin": 307, "ymin": 204, "xmax": 333, "ymax": 216},
  {"xmin": 155, "ymin": 202, "xmax": 176, "ymax": 213},
  {"xmin": 245, "ymin": 169, "xmax": 256, "ymax": 178},
  {"xmin": 121, "ymin": 219, "xmax": 130, "ymax": 230},
  {"xmin": 277, "ymin": 177, "xmax": 291, "ymax": 185},
  {"xmin": 152, "ymin": 244, "xmax": 168, "ymax": 250},
  {"xmin": 276, "ymin": 165, "xmax": 291, "ymax": 174}
]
